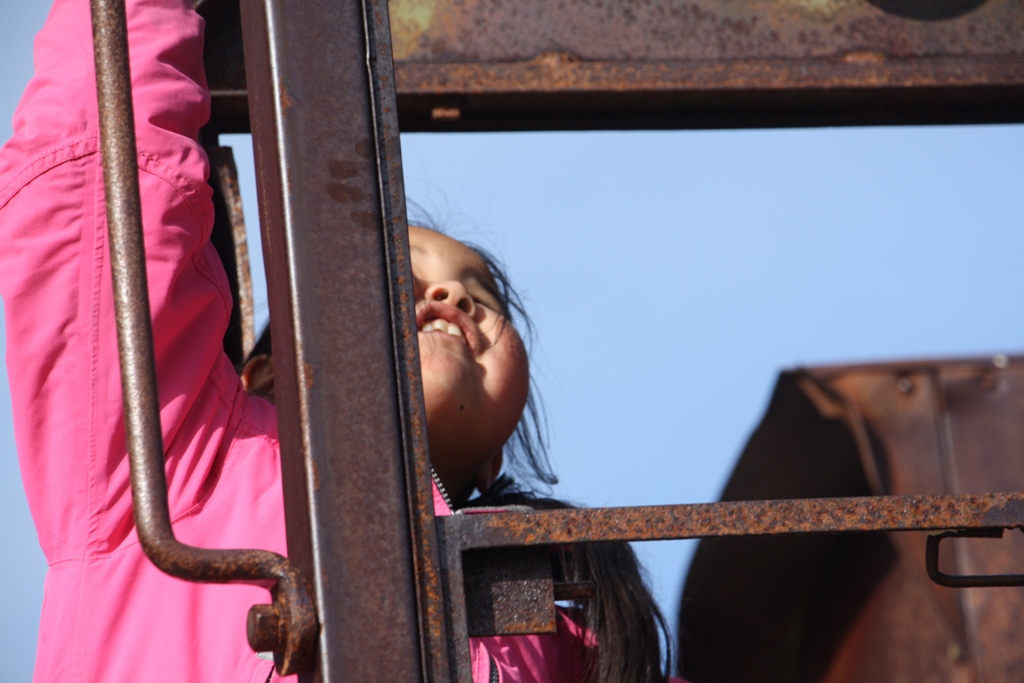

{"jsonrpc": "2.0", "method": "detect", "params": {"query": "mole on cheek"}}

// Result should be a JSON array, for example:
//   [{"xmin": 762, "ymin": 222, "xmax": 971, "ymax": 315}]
[{"xmin": 459, "ymin": 405, "xmax": 465, "ymax": 411}]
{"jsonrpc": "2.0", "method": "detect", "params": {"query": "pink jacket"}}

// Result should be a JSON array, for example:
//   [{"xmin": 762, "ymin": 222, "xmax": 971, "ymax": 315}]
[{"xmin": 0, "ymin": 0, "xmax": 600, "ymax": 681}]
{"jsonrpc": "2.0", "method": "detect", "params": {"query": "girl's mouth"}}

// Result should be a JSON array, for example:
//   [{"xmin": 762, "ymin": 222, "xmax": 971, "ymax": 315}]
[{"xmin": 415, "ymin": 301, "xmax": 482, "ymax": 354}]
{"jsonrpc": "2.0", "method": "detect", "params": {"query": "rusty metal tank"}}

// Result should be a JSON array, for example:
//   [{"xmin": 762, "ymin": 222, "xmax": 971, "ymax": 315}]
[{"xmin": 679, "ymin": 355, "xmax": 1024, "ymax": 683}]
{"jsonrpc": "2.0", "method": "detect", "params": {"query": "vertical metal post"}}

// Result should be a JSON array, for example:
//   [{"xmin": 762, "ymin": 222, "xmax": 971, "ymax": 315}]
[
  {"xmin": 207, "ymin": 144, "xmax": 257, "ymax": 364},
  {"xmin": 238, "ymin": 0, "xmax": 450, "ymax": 680}
]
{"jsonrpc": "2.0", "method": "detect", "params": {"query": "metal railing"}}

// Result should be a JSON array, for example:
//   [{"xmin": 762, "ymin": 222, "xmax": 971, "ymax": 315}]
[{"xmin": 93, "ymin": 0, "xmax": 1024, "ymax": 680}]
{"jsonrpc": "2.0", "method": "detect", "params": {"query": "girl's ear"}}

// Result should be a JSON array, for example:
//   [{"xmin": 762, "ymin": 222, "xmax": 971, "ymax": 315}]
[
  {"xmin": 240, "ymin": 354, "xmax": 276, "ymax": 403},
  {"xmin": 473, "ymin": 451, "xmax": 504, "ymax": 493}
]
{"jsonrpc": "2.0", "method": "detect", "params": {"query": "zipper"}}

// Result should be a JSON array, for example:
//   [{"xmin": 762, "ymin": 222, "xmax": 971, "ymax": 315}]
[
  {"xmin": 431, "ymin": 466, "xmax": 461, "ymax": 514},
  {"xmin": 489, "ymin": 655, "xmax": 499, "ymax": 683}
]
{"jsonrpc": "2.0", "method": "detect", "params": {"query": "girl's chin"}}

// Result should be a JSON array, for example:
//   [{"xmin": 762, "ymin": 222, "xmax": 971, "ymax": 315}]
[
  {"xmin": 420, "ymin": 343, "xmax": 478, "ymax": 382},
  {"xmin": 421, "ymin": 361, "xmax": 481, "ymax": 409}
]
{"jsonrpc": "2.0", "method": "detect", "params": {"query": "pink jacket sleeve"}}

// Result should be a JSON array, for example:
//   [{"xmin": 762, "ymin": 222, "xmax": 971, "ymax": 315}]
[{"xmin": 0, "ymin": 1, "xmax": 286, "ymax": 681}]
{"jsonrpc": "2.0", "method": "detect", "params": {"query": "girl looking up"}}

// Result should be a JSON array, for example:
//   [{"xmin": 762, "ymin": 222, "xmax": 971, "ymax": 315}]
[
  {"xmin": 0, "ymin": 0, "xmax": 679, "ymax": 681},
  {"xmin": 240, "ymin": 227, "xmax": 679, "ymax": 683}
]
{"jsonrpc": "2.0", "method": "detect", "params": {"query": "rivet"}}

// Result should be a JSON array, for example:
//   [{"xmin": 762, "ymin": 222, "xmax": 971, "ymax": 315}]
[{"xmin": 248, "ymin": 603, "xmax": 283, "ymax": 653}]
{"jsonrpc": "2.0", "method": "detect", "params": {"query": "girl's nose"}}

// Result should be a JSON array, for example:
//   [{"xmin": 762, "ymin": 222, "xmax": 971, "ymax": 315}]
[{"xmin": 425, "ymin": 281, "xmax": 475, "ymax": 315}]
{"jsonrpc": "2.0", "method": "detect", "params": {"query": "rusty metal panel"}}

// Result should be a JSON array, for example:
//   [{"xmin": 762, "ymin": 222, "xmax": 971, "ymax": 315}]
[
  {"xmin": 199, "ymin": 0, "xmax": 1024, "ymax": 132},
  {"xmin": 939, "ymin": 363, "xmax": 1024, "ymax": 683},
  {"xmin": 463, "ymin": 548, "xmax": 557, "ymax": 636},
  {"xmin": 680, "ymin": 356, "xmax": 1024, "ymax": 683},
  {"xmin": 389, "ymin": 0, "xmax": 1024, "ymax": 129},
  {"xmin": 237, "ymin": 0, "xmax": 450, "ymax": 680}
]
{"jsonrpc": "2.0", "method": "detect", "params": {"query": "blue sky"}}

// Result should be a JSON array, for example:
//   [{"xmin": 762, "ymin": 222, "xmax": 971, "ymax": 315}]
[{"xmin": 3, "ymin": 1, "xmax": 1022, "ymax": 680}]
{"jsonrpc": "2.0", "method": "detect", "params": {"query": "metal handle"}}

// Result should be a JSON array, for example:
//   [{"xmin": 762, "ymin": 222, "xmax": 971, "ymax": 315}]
[
  {"xmin": 926, "ymin": 529, "xmax": 1024, "ymax": 588},
  {"xmin": 89, "ymin": 0, "xmax": 318, "ymax": 673}
]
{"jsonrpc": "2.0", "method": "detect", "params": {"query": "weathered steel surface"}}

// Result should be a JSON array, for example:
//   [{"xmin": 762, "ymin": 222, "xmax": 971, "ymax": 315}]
[
  {"xmin": 680, "ymin": 356, "xmax": 1024, "ymax": 683},
  {"xmin": 388, "ymin": 0, "xmax": 1024, "ymax": 129},
  {"xmin": 91, "ymin": 0, "xmax": 317, "ymax": 675},
  {"xmin": 390, "ymin": 0, "xmax": 1023, "ymax": 62},
  {"xmin": 445, "ymin": 492, "xmax": 1024, "ymax": 548},
  {"xmin": 463, "ymin": 548, "xmax": 556, "ymax": 637},
  {"xmin": 198, "ymin": 0, "xmax": 1024, "ymax": 131},
  {"xmin": 238, "ymin": 0, "xmax": 452, "ymax": 679},
  {"xmin": 449, "ymin": 486, "xmax": 1024, "ymax": 642}
]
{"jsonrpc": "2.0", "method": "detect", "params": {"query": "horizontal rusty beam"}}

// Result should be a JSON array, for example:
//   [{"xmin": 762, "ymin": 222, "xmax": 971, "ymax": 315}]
[
  {"xmin": 388, "ymin": 0, "xmax": 1024, "ymax": 130},
  {"xmin": 209, "ymin": 62, "xmax": 1024, "ymax": 133},
  {"xmin": 444, "ymin": 492, "xmax": 1024, "ymax": 550},
  {"xmin": 201, "ymin": 0, "xmax": 1024, "ymax": 132},
  {"xmin": 438, "ymin": 492, "xmax": 1024, "ymax": 681},
  {"xmin": 392, "ymin": 57, "xmax": 1024, "ymax": 131}
]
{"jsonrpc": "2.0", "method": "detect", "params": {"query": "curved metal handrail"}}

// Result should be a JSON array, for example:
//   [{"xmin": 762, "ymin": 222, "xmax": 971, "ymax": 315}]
[{"xmin": 90, "ymin": 0, "xmax": 318, "ymax": 674}]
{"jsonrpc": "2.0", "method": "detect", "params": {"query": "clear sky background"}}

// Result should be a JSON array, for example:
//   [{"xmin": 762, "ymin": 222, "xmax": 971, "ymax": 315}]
[{"xmin": 2, "ymin": 0, "xmax": 1023, "ymax": 680}]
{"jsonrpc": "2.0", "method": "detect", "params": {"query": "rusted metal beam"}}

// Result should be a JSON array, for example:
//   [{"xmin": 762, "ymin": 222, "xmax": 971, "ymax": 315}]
[
  {"xmin": 237, "ymin": 0, "xmax": 451, "ymax": 680},
  {"xmin": 201, "ymin": 0, "xmax": 1024, "ymax": 132},
  {"xmin": 445, "ymin": 493, "xmax": 1024, "ymax": 550},
  {"xmin": 436, "ymin": 492, "xmax": 1024, "ymax": 682},
  {"xmin": 206, "ymin": 144, "xmax": 256, "ymax": 364},
  {"xmin": 389, "ymin": 0, "xmax": 1024, "ymax": 130}
]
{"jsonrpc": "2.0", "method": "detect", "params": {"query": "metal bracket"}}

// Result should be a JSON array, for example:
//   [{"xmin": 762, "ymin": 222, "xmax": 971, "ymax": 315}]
[{"xmin": 926, "ymin": 528, "xmax": 1024, "ymax": 588}]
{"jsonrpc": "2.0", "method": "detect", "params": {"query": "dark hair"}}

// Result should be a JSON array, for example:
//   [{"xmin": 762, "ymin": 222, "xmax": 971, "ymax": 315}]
[{"xmin": 464, "ymin": 476, "xmax": 674, "ymax": 683}]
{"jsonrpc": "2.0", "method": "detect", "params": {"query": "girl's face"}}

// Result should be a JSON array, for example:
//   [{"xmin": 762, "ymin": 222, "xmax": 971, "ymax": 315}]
[{"xmin": 409, "ymin": 227, "xmax": 529, "ymax": 496}]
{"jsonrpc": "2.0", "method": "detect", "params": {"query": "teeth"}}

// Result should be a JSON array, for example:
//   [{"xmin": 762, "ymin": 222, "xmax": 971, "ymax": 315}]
[{"xmin": 420, "ymin": 319, "xmax": 464, "ymax": 339}]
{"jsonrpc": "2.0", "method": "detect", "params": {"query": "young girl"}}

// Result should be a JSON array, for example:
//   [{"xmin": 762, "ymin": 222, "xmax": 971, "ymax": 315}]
[
  {"xmin": 0, "ymin": 0, "xmax": 677, "ymax": 681},
  {"xmin": 241, "ymin": 230, "xmax": 678, "ymax": 683}
]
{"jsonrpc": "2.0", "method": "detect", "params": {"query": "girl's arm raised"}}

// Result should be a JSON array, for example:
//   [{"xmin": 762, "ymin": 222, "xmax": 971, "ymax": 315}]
[
  {"xmin": 0, "ymin": 0, "xmax": 222, "ymax": 568},
  {"xmin": 0, "ymin": 1, "xmax": 286, "ymax": 681}
]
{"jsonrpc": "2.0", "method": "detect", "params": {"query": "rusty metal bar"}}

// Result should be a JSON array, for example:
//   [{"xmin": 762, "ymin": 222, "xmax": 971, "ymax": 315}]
[
  {"xmin": 206, "ymin": 144, "xmax": 257, "ymax": 363},
  {"xmin": 198, "ymin": 0, "xmax": 1024, "ymax": 132},
  {"xmin": 238, "ymin": 0, "xmax": 449, "ymax": 680},
  {"xmin": 392, "ymin": 58, "xmax": 1024, "ymax": 132},
  {"xmin": 89, "ymin": 0, "xmax": 317, "ymax": 675},
  {"xmin": 387, "ymin": 0, "xmax": 1024, "ymax": 131},
  {"xmin": 445, "ymin": 493, "xmax": 1024, "ymax": 550},
  {"xmin": 438, "ymin": 492, "xmax": 1024, "ymax": 666}
]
